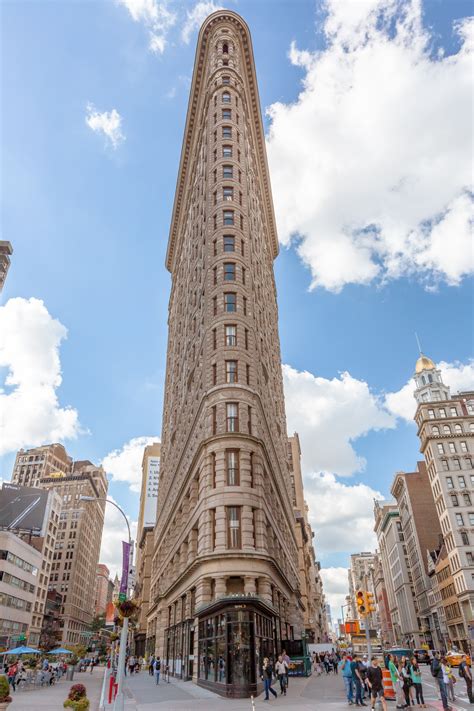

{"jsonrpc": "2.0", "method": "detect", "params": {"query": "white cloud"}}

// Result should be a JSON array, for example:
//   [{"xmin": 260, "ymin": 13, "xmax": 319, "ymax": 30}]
[
  {"xmin": 305, "ymin": 472, "xmax": 381, "ymax": 555},
  {"xmin": 181, "ymin": 1, "xmax": 222, "ymax": 44},
  {"xmin": 283, "ymin": 364, "xmax": 395, "ymax": 476},
  {"xmin": 117, "ymin": 0, "xmax": 176, "ymax": 54},
  {"xmin": 0, "ymin": 298, "xmax": 80, "ymax": 456},
  {"xmin": 320, "ymin": 566, "xmax": 350, "ymax": 620},
  {"xmin": 101, "ymin": 436, "xmax": 160, "ymax": 493},
  {"xmin": 385, "ymin": 359, "xmax": 474, "ymax": 421},
  {"xmin": 266, "ymin": 0, "xmax": 473, "ymax": 292},
  {"xmin": 85, "ymin": 103, "xmax": 125, "ymax": 150},
  {"xmin": 99, "ymin": 496, "xmax": 138, "ymax": 579}
]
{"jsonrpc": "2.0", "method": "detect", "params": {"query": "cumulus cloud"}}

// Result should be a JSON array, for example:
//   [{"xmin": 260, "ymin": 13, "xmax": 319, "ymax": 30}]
[
  {"xmin": 320, "ymin": 566, "xmax": 351, "ymax": 620},
  {"xmin": 0, "ymin": 298, "xmax": 80, "ymax": 456},
  {"xmin": 181, "ymin": 1, "xmax": 222, "ymax": 44},
  {"xmin": 266, "ymin": 0, "xmax": 473, "ymax": 292},
  {"xmin": 117, "ymin": 0, "xmax": 176, "ymax": 53},
  {"xmin": 85, "ymin": 104, "xmax": 125, "ymax": 150},
  {"xmin": 386, "ymin": 358, "xmax": 474, "ymax": 421},
  {"xmin": 305, "ymin": 472, "xmax": 381, "ymax": 554},
  {"xmin": 99, "ymin": 495, "xmax": 138, "ymax": 579},
  {"xmin": 283, "ymin": 364, "xmax": 395, "ymax": 476},
  {"xmin": 101, "ymin": 436, "xmax": 160, "ymax": 493}
]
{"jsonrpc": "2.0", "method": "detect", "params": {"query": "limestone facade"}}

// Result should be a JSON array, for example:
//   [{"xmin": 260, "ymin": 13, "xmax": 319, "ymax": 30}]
[{"xmin": 148, "ymin": 10, "xmax": 304, "ymax": 691}]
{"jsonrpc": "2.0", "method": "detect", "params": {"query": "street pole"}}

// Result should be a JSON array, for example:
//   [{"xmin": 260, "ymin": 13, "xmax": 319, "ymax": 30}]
[
  {"xmin": 363, "ymin": 573, "xmax": 372, "ymax": 664},
  {"xmin": 79, "ymin": 496, "xmax": 132, "ymax": 711}
]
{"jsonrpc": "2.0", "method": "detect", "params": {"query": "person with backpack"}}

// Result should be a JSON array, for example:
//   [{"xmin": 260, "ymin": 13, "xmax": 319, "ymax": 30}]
[
  {"xmin": 409, "ymin": 656, "xmax": 425, "ymax": 707},
  {"xmin": 367, "ymin": 657, "xmax": 387, "ymax": 711},
  {"xmin": 262, "ymin": 657, "xmax": 277, "ymax": 700},
  {"xmin": 431, "ymin": 653, "xmax": 450, "ymax": 711},
  {"xmin": 154, "ymin": 656, "xmax": 161, "ymax": 685},
  {"xmin": 458, "ymin": 654, "xmax": 473, "ymax": 703}
]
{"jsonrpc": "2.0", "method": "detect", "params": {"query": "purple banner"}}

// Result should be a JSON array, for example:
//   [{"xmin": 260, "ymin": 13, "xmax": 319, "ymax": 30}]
[{"xmin": 120, "ymin": 541, "xmax": 131, "ymax": 595}]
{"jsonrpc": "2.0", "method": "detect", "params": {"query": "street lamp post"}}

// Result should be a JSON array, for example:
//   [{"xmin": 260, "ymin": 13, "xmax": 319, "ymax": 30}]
[{"xmin": 80, "ymin": 496, "xmax": 132, "ymax": 711}]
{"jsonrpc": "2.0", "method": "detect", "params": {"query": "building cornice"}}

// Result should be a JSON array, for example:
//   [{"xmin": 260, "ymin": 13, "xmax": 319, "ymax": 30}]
[{"xmin": 166, "ymin": 10, "xmax": 279, "ymax": 273}]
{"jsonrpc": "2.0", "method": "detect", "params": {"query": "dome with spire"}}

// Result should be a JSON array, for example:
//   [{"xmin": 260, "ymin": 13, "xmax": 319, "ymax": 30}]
[{"xmin": 415, "ymin": 354, "xmax": 436, "ymax": 374}]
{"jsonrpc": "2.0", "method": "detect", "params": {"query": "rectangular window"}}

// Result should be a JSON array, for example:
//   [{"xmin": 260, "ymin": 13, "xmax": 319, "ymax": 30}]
[
  {"xmin": 226, "ymin": 360, "xmax": 238, "ymax": 383},
  {"xmin": 240, "ymin": 214, "xmax": 244, "ymax": 230},
  {"xmin": 242, "ymin": 267, "xmax": 246, "ymax": 285},
  {"xmin": 223, "ymin": 210, "xmax": 234, "ymax": 225},
  {"xmin": 223, "ymin": 164, "xmax": 233, "ymax": 179},
  {"xmin": 248, "ymin": 405, "xmax": 252, "ymax": 435},
  {"xmin": 226, "ymin": 450, "xmax": 239, "ymax": 485},
  {"xmin": 437, "ymin": 443, "xmax": 445, "ymax": 454},
  {"xmin": 222, "ymin": 75, "xmax": 230, "ymax": 85},
  {"xmin": 449, "ymin": 442, "xmax": 456, "ymax": 454},
  {"xmin": 245, "ymin": 328, "xmax": 249, "ymax": 350},
  {"xmin": 459, "ymin": 476, "xmax": 466, "ymax": 488},
  {"xmin": 439, "ymin": 408, "xmax": 447, "ymax": 418},
  {"xmin": 210, "ymin": 509, "xmax": 216, "ymax": 550},
  {"xmin": 224, "ymin": 292, "xmax": 236, "ymax": 312},
  {"xmin": 222, "ymin": 91, "xmax": 231, "ymax": 103},
  {"xmin": 213, "ymin": 266, "xmax": 217, "ymax": 285},
  {"xmin": 456, "ymin": 513, "xmax": 464, "ymax": 526},
  {"xmin": 461, "ymin": 442, "xmax": 468, "ymax": 453},
  {"xmin": 467, "ymin": 551, "xmax": 474, "ymax": 563},
  {"xmin": 222, "ymin": 125, "xmax": 232, "ymax": 138},
  {"xmin": 226, "ymin": 402, "xmax": 238, "ymax": 432},
  {"xmin": 462, "ymin": 533, "xmax": 470, "ymax": 546},
  {"xmin": 241, "ymin": 239, "xmax": 245, "ymax": 256},
  {"xmin": 212, "ymin": 363, "xmax": 217, "ymax": 386},
  {"xmin": 212, "ymin": 328, "xmax": 217, "ymax": 349},
  {"xmin": 227, "ymin": 506, "xmax": 241, "ymax": 548},
  {"xmin": 450, "ymin": 407, "xmax": 458, "ymax": 417},
  {"xmin": 446, "ymin": 477, "xmax": 454, "ymax": 489},
  {"xmin": 246, "ymin": 364, "xmax": 250, "ymax": 385},
  {"xmin": 225, "ymin": 324, "xmax": 236, "ymax": 346},
  {"xmin": 224, "ymin": 262, "xmax": 236, "ymax": 281},
  {"xmin": 442, "ymin": 460, "xmax": 449, "ymax": 471},
  {"xmin": 428, "ymin": 409, "xmax": 435, "ymax": 419},
  {"xmin": 249, "ymin": 452, "xmax": 254, "ymax": 487},
  {"xmin": 213, "ymin": 296, "xmax": 217, "ymax": 316},
  {"xmin": 451, "ymin": 494, "xmax": 459, "ymax": 507},
  {"xmin": 223, "ymin": 145, "xmax": 232, "ymax": 158},
  {"xmin": 211, "ymin": 452, "xmax": 216, "ymax": 488},
  {"xmin": 243, "ymin": 296, "xmax": 247, "ymax": 315},
  {"xmin": 212, "ymin": 406, "xmax": 217, "ymax": 435},
  {"xmin": 453, "ymin": 459, "xmax": 461, "ymax": 470},
  {"xmin": 223, "ymin": 235, "xmax": 235, "ymax": 252},
  {"xmin": 222, "ymin": 109, "xmax": 231, "ymax": 120},
  {"xmin": 223, "ymin": 186, "xmax": 233, "ymax": 201},
  {"xmin": 213, "ymin": 239, "xmax": 217, "ymax": 256},
  {"xmin": 469, "ymin": 513, "xmax": 474, "ymax": 526},
  {"xmin": 463, "ymin": 493, "xmax": 471, "ymax": 506}
]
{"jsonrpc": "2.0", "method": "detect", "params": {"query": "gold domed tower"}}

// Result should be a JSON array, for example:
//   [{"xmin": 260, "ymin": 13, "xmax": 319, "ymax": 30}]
[{"xmin": 413, "ymin": 352, "xmax": 450, "ymax": 404}]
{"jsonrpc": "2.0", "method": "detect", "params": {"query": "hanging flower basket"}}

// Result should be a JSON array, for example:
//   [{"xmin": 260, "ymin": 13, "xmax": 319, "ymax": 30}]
[{"xmin": 115, "ymin": 599, "xmax": 138, "ymax": 618}]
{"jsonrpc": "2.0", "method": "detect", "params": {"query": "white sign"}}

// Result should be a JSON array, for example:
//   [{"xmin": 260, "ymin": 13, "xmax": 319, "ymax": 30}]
[{"xmin": 144, "ymin": 456, "xmax": 160, "ymax": 527}]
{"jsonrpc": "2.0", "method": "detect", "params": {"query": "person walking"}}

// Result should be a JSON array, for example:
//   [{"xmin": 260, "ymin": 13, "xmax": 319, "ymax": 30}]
[
  {"xmin": 351, "ymin": 654, "xmax": 367, "ymax": 707},
  {"xmin": 459, "ymin": 654, "xmax": 473, "ymax": 703},
  {"xmin": 148, "ymin": 655, "xmax": 155, "ymax": 676},
  {"xmin": 7, "ymin": 661, "xmax": 18, "ymax": 692},
  {"xmin": 262, "ymin": 657, "xmax": 277, "ymax": 701},
  {"xmin": 281, "ymin": 649, "xmax": 290, "ymax": 689},
  {"xmin": 154, "ymin": 656, "xmax": 161, "ymax": 685},
  {"xmin": 446, "ymin": 660, "xmax": 456, "ymax": 703},
  {"xmin": 340, "ymin": 653, "xmax": 354, "ymax": 705},
  {"xmin": 367, "ymin": 657, "xmax": 387, "ymax": 711},
  {"xmin": 275, "ymin": 655, "xmax": 288, "ymax": 696},
  {"xmin": 409, "ymin": 656, "xmax": 425, "ymax": 707},
  {"xmin": 400, "ymin": 657, "xmax": 414, "ymax": 706}
]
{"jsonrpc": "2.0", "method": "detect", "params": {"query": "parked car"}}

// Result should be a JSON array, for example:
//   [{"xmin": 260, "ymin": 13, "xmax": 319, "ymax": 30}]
[{"xmin": 446, "ymin": 650, "xmax": 471, "ymax": 667}]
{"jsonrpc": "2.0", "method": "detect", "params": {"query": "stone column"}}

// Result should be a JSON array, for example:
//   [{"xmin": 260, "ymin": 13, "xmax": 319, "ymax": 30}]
[
  {"xmin": 258, "ymin": 576, "xmax": 272, "ymax": 604},
  {"xmin": 187, "ymin": 528, "xmax": 198, "ymax": 565},
  {"xmin": 197, "ymin": 510, "xmax": 207, "ymax": 555},
  {"xmin": 214, "ymin": 506, "xmax": 227, "ymax": 551},
  {"xmin": 241, "ymin": 505, "xmax": 254, "ymax": 549},
  {"xmin": 195, "ymin": 577, "xmax": 212, "ymax": 609},
  {"xmin": 214, "ymin": 576, "xmax": 227, "ymax": 600},
  {"xmin": 244, "ymin": 576, "xmax": 257, "ymax": 595},
  {"xmin": 254, "ymin": 508, "xmax": 266, "ymax": 551}
]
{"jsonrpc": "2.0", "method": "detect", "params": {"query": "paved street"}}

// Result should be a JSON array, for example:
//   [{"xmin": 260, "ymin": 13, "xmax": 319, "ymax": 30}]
[{"xmin": 6, "ymin": 664, "xmax": 474, "ymax": 710}]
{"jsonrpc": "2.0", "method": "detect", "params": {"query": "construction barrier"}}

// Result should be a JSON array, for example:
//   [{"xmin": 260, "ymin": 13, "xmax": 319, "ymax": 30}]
[{"xmin": 382, "ymin": 669, "xmax": 396, "ymax": 700}]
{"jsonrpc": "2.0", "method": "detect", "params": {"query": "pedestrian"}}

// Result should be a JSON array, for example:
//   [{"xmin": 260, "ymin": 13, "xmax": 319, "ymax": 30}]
[
  {"xmin": 409, "ymin": 656, "xmax": 425, "ymax": 707},
  {"xmin": 333, "ymin": 652, "xmax": 339, "ymax": 675},
  {"xmin": 281, "ymin": 649, "xmax": 290, "ymax": 688},
  {"xmin": 459, "ymin": 654, "xmax": 473, "ymax": 703},
  {"xmin": 340, "ymin": 653, "xmax": 354, "ymax": 705},
  {"xmin": 7, "ymin": 661, "xmax": 18, "ymax": 692},
  {"xmin": 149, "ymin": 655, "xmax": 155, "ymax": 676},
  {"xmin": 154, "ymin": 656, "xmax": 161, "ymax": 685},
  {"xmin": 388, "ymin": 654, "xmax": 404, "ymax": 709},
  {"xmin": 367, "ymin": 657, "xmax": 387, "ymax": 711},
  {"xmin": 275, "ymin": 655, "xmax": 288, "ymax": 696},
  {"xmin": 324, "ymin": 653, "xmax": 331, "ymax": 674},
  {"xmin": 401, "ymin": 657, "xmax": 415, "ymax": 706},
  {"xmin": 431, "ymin": 653, "xmax": 450, "ymax": 711},
  {"xmin": 262, "ymin": 657, "xmax": 277, "ymax": 701},
  {"xmin": 445, "ymin": 660, "xmax": 456, "ymax": 702},
  {"xmin": 351, "ymin": 654, "xmax": 367, "ymax": 707}
]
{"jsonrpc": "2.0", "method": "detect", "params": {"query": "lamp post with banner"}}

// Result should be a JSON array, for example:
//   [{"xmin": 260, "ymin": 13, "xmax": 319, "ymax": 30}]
[{"xmin": 79, "ymin": 496, "xmax": 132, "ymax": 711}]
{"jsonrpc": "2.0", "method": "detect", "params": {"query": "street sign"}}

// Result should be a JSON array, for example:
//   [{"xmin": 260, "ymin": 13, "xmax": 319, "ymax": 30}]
[{"xmin": 118, "ymin": 593, "xmax": 126, "ymax": 602}]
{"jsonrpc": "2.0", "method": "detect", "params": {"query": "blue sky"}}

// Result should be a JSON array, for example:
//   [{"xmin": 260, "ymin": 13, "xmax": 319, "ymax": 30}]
[{"xmin": 1, "ymin": 0, "xmax": 473, "ymax": 612}]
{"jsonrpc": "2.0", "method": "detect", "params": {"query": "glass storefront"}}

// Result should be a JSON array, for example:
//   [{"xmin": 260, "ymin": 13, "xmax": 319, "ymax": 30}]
[{"xmin": 196, "ymin": 598, "xmax": 278, "ymax": 698}]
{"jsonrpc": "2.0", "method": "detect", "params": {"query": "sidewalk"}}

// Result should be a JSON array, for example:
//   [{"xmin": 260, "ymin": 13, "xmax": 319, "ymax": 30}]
[{"xmin": 8, "ymin": 665, "xmax": 104, "ymax": 710}]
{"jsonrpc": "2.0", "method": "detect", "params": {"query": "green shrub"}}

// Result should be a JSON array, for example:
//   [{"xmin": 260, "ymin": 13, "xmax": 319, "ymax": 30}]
[{"xmin": 0, "ymin": 675, "xmax": 12, "ymax": 703}]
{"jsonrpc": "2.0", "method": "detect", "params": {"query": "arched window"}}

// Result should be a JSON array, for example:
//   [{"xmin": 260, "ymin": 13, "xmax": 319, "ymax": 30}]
[
  {"xmin": 222, "ymin": 91, "xmax": 231, "ymax": 104},
  {"xmin": 432, "ymin": 426, "xmax": 440, "ymax": 436},
  {"xmin": 421, "ymin": 375, "xmax": 426, "ymax": 385},
  {"xmin": 454, "ymin": 424, "xmax": 462, "ymax": 434},
  {"xmin": 222, "ymin": 43, "xmax": 229, "ymax": 54},
  {"xmin": 443, "ymin": 425, "xmax": 451, "ymax": 435},
  {"xmin": 428, "ymin": 374, "xmax": 433, "ymax": 383}
]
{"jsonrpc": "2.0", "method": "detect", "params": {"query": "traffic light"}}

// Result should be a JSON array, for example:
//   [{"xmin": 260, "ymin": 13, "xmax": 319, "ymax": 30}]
[
  {"xmin": 365, "ymin": 592, "xmax": 376, "ymax": 613},
  {"xmin": 356, "ymin": 590, "xmax": 367, "ymax": 616}
]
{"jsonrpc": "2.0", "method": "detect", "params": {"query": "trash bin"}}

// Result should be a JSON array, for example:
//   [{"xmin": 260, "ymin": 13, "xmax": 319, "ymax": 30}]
[{"xmin": 66, "ymin": 666, "xmax": 75, "ymax": 681}]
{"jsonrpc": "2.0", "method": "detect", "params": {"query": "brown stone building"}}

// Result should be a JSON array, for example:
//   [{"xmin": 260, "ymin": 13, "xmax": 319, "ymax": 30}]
[
  {"xmin": 391, "ymin": 462, "xmax": 443, "ymax": 648},
  {"xmin": 0, "ymin": 241, "xmax": 13, "ymax": 291},
  {"xmin": 94, "ymin": 563, "xmax": 110, "ymax": 617},
  {"xmin": 148, "ymin": 10, "xmax": 304, "ymax": 697},
  {"xmin": 11, "ymin": 445, "xmax": 107, "ymax": 645}
]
